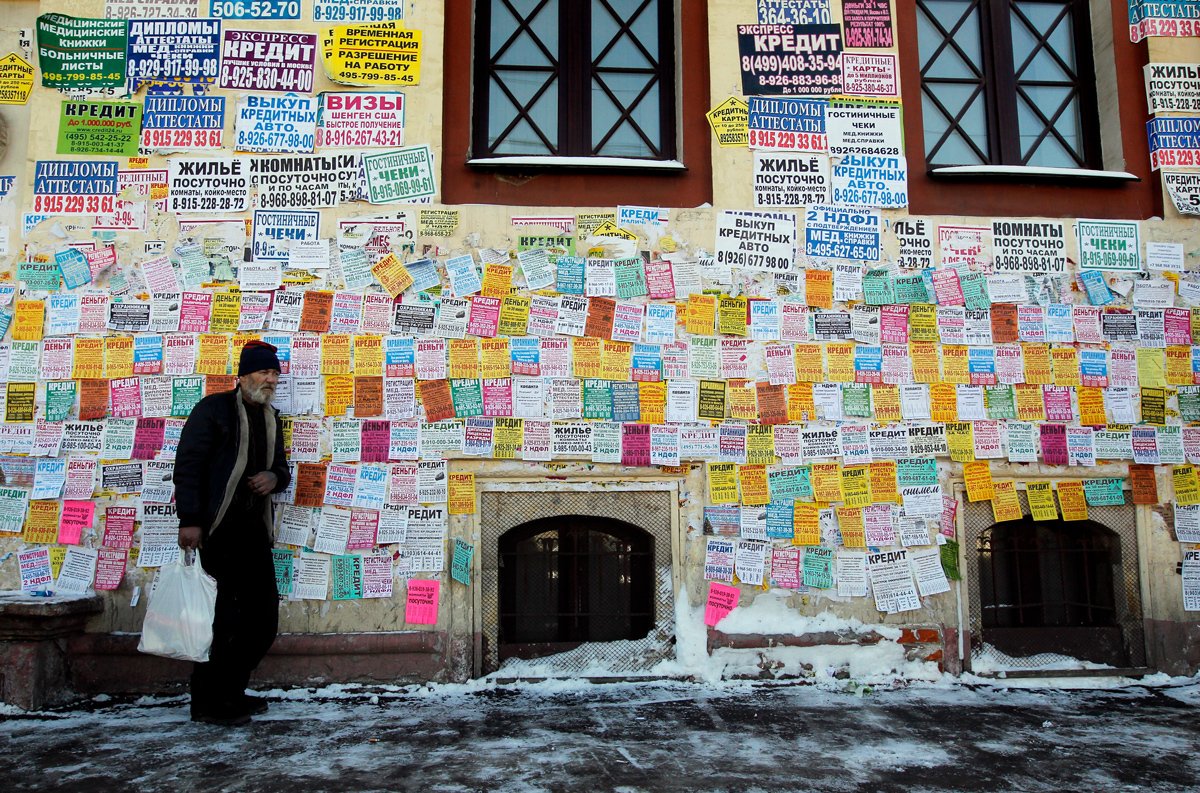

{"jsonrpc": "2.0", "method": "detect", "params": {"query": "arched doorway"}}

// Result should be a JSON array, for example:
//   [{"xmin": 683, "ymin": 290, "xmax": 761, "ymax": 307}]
[
  {"xmin": 498, "ymin": 516, "xmax": 655, "ymax": 663},
  {"xmin": 979, "ymin": 517, "xmax": 1127, "ymax": 665}
]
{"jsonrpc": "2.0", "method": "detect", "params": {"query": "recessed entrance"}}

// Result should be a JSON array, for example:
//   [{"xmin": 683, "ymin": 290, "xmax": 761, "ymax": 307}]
[
  {"xmin": 979, "ymin": 517, "xmax": 1126, "ymax": 666},
  {"xmin": 498, "ymin": 516, "xmax": 656, "ymax": 663},
  {"xmin": 962, "ymin": 486, "xmax": 1146, "ymax": 671},
  {"xmin": 477, "ymin": 484, "xmax": 678, "ymax": 677}
]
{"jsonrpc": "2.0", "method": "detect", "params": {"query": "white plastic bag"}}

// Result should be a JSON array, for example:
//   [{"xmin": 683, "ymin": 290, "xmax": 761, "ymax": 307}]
[{"xmin": 138, "ymin": 552, "xmax": 218, "ymax": 663}]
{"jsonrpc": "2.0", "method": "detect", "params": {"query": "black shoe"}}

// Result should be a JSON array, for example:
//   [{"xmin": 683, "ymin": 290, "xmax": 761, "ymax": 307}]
[
  {"xmin": 241, "ymin": 694, "xmax": 269, "ymax": 716},
  {"xmin": 191, "ymin": 702, "xmax": 252, "ymax": 726}
]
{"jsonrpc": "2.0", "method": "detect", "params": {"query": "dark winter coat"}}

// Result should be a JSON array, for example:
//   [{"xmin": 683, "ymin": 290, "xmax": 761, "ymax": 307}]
[{"xmin": 174, "ymin": 388, "xmax": 290, "ymax": 539}]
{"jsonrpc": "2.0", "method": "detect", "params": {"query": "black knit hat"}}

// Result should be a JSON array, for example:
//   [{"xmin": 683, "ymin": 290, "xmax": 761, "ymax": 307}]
[{"xmin": 238, "ymin": 340, "xmax": 281, "ymax": 376}]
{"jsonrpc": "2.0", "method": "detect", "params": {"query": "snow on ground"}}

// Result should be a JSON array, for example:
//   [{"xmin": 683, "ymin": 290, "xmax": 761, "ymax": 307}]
[{"xmin": 4, "ymin": 677, "xmax": 1199, "ymax": 793}]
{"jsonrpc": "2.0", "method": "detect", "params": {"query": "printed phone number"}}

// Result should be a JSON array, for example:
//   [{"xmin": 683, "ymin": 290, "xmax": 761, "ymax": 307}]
[
  {"xmin": 314, "ymin": 2, "xmax": 398, "ymax": 21},
  {"xmin": 236, "ymin": 131, "xmax": 316, "ymax": 151},
  {"xmin": 210, "ymin": 0, "xmax": 301, "ymax": 18},
  {"xmin": 221, "ymin": 65, "xmax": 312, "ymax": 92},
  {"xmin": 142, "ymin": 128, "xmax": 223, "ymax": 149},
  {"xmin": 317, "ymin": 128, "xmax": 405, "ymax": 148},
  {"xmin": 34, "ymin": 194, "xmax": 116, "ymax": 214}
]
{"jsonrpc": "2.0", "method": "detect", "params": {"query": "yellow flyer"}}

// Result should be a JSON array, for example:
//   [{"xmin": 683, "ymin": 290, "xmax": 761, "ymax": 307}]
[
  {"xmin": 324, "ymin": 374, "xmax": 355, "ymax": 416},
  {"xmin": 572, "ymin": 337, "xmax": 603, "ymax": 379},
  {"xmin": 872, "ymin": 385, "xmax": 902, "ymax": 423},
  {"xmin": 323, "ymin": 22, "xmax": 422, "ymax": 86},
  {"xmin": 746, "ymin": 425, "xmax": 775, "ymax": 465},
  {"xmin": 787, "ymin": 382, "xmax": 816, "ymax": 421},
  {"xmin": 23, "ymin": 501, "xmax": 60, "ymax": 543},
  {"xmin": 870, "ymin": 460, "xmax": 899, "ymax": 503},
  {"xmin": 1022, "ymin": 343, "xmax": 1052, "ymax": 384},
  {"xmin": 0, "ymin": 53, "xmax": 34, "ymax": 105},
  {"xmin": 232, "ymin": 331, "xmax": 260, "ymax": 352},
  {"xmin": 481, "ymin": 262, "xmax": 514, "ymax": 297},
  {"xmin": 929, "ymin": 383, "xmax": 958, "ymax": 423},
  {"xmin": 353, "ymin": 335, "xmax": 383, "ymax": 377},
  {"xmin": 1077, "ymin": 386, "xmax": 1106, "ymax": 427},
  {"xmin": 480, "ymin": 338, "xmax": 512, "ymax": 379},
  {"xmin": 5, "ymin": 382, "xmax": 35, "ymax": 422},
  {"xmin": 1166, "ymin": 346, "xmax": 1193, "ymax": 385},
  {"xmin": 600, "ymin": 340, "xmax": 632, "ymax": 381},
  {"xmin": 12, "ymin": 300, "xmax": 44, "ymax": 340},
  {"xmin": 805, "ymin": 269, "xmax": 833, "ymax": 308},
  {"xmin": 49, "ymin": 546, "xmax": 68, "ymax": 578},
  {"xmin": 1173, "ymin": 464, "xmax": 1200, "ymax": 505},
  {"xmin": 906, "ymin": 341, "xmax": 937, "ymax": 384},
  {"xmin": 991, "ymin": 480, "xmax": 1022, "ymax": 522},
  {"xmin": 1137, "ymin": 347, "xmax": 1166, "ymax": 388},
  {"xmin": 1026, "ymin": 481, "xmax": 1059, "ymax": 521},
  {"xmin": 1056, "ymin": 480, "xmax": 1089, "ymax": 521},
  {"xmin": 371, "ymin": 253, "xmax": 415, "ymax": 297},
  {"xmin": 1014, "ymin": 384, "xmax": 1046, "ymax": 421},
  {"xmin": 941, "ymin": 345, "xmax": 969, "ymax": 384},
  {"xmin": 793, "ymin": 502, "xmax": 820, "ymax": 545},
  {"xmin": 794, "ymin": 344, "xmax": 824, "ymax": 382},
  {"xmin": 685, "ymin": 294, "xmax": 717, "ymax": 335},
  {"xmin": 73, "ymin": 338, "xmax": 105, "ymax": 379},
  {"xmin": 707, "ymin": 462, "xmax": 738, "ymax": 504},
  {"xmin": 210, "ymin": 291, "xmax": 242, "ymax": 333},
  {"xmin": 811, "ymin": 462, "xmax": 843, "ymax": 503},
  {"xmin": 705, "ymin": 96, "xmax": 749, "ymax": 147},
  {"xmin": 447, "ymin": 338, "xmax": 480, "ymax": 379},
  {"xmin": 963, "ymin": 460, "xmax": 994, "ymax": 501},
  {"xmin": 493, "ymin": 417, "xmax": 523, "ymax": 459},
  {"xmin": 728, "ymin": 383, "xmax": 758, "ymax": 421},
  {"xmin": 639, "ymin": 381, "xmax": 666, "ymax": 424},
  {"xmin": 321, "ymin": 334, "xmax": 353, "ymax": 375},
  {"xmin": 945, "ymin": 422, "xmax": 976, "ymax": 463},
  {"xmin": 737, "ymin": 464, "xmax": 769, "ymax": 506},
  {"xmin": 498, "ymin": 295, "xmax": 531, "ymax": 336},
  {"xmin": 104, "ymin": 336, "xmax": 135, "ymax": 378},
  {"xmin": 841, "ymin": 466, "xmax": 872, "ymax": 508},
  {"xmin": 908, "ymin": 303, "xmax": 938, "ymax": 342},
  {"xmin": 825, "ymin": 342, "xmax": 855, "ymax": 382},
  {"xmin": 1050, "ymin": 346, "xmax": 1081, "ymax": 387},
  {"xmin": 837, "ymin": 506, "xmax": 866, "ymax": 548},
  {"xmin": 196, "ymin": 334, "xmax": 231, "ymax": 375},
  {"xmin": 448, "ymin": 472, "xmax": 476, "ymax": 514},
  {"xmin": 717, "ymin": 295, "xmax": 748, "ymax": 336}
]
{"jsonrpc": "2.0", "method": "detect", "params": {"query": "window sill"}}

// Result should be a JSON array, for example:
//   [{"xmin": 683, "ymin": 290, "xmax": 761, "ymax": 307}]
[
  {"xmin": 929, "ymin": 165, "xmax": 1140, "ymax": 183},
  {"xmin": 467, "ymin": 156, "xmax": 688, "ymax": 172}
]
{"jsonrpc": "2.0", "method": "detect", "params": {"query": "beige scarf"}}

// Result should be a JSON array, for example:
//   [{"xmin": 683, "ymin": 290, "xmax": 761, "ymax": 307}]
[{"xmin": 208, "ymin": 389, "xmax": 277, "ymax": 538}]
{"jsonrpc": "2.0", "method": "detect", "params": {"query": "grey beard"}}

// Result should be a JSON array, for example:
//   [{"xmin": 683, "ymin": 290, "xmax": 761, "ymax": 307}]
[{"xmin": 243, "ymin": 382, "xmax": 275, "ymax": 405}]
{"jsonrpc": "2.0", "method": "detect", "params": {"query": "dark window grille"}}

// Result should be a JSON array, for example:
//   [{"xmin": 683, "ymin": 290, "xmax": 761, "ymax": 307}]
[
  {"xmin": 498, "ymin": 515, "xmax": 655, "ymax": 660},
  {"xmin": 978, "ymin": 517, "xmax": 1118, "ymax": 629},
  {"xmin": 471, "ymin": 0, "xmax": 677, "ymax": 160},
  {"xmin": 916, "ymin": 0, "xmax": 1101, "ymax": 168}
]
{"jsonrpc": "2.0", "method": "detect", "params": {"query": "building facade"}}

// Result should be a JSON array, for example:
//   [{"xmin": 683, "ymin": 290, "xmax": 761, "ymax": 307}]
[{"xmin": 0, "ymin": 0, "xmax": 1198, "ymax": 698}]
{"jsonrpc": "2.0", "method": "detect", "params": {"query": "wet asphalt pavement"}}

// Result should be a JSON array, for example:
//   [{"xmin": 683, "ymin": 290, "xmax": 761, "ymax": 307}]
[{"xmin": 2, "ymin": 680, "xmax": 1198, "ymax": 792}]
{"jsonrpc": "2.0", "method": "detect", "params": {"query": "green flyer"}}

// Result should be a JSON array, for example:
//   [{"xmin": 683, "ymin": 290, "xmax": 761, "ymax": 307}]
[{"xmin": 36, "ymin": 14, "xmax": 128, "ymax": 89}]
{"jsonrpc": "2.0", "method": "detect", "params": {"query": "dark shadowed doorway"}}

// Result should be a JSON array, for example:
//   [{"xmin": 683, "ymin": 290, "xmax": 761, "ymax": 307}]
[{"xmin": 498, "ymin": 515, "xmax": 655, "ymax": 664}]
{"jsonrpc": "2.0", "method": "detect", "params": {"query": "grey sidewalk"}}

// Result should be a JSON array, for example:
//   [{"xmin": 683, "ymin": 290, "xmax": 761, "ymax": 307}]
[{"xmin": 3, "ymin": 680, "xmax": 1198, "ymax": 792}]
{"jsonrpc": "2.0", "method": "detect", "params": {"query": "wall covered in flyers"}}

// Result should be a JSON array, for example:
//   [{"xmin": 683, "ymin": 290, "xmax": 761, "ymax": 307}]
[{"xmin": 0, "ymin": 0, "xmax": 1196, "ymax": 683}]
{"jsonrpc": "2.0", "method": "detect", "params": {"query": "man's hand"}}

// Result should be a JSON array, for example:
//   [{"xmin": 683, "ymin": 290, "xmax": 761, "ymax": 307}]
[
  {"xmin": 247, "ymin": 471, "xmax": 278, "ymax": 495},
  {"xmin": 179, "ymin": 525, "xmax": 202, "ymax": 549}
]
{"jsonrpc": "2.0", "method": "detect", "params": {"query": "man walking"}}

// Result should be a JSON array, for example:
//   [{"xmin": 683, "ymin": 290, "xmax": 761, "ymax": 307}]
[{"xmin": 176, "ymin": 340, "xmax": 291, "ymax": 726}]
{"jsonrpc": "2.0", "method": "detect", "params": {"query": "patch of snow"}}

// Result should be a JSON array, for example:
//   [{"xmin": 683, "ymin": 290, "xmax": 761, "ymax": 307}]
[
  {"xmin": 1158, "ymin": 682, "xmax": 1200, "ymax": 706},
  {"xmin": 714, "ymin": 589, "xmax": 903, "ymax": 640},
  {"xmin": 970, "ymin": 643, "xmax": 1116, "ymax": 674}
]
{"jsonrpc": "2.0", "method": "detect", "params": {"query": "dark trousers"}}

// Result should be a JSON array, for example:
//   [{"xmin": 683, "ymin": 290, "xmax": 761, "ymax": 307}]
[{"xmin": 191, "ymin": 515, "xmax": 279, "ymax": 711}]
